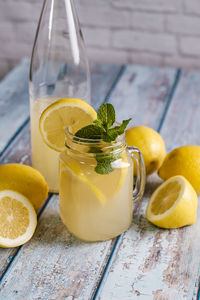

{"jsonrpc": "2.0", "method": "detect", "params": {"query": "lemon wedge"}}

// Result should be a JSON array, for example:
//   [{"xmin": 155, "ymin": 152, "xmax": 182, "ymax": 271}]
[
  {"xmin": 0, "ymin": 190, "xmax": 37, "ymax": 248},
  {"xmin": 146, "ymin": 175, "xmax": 198, "ymax": 228},
  {"xmin": 39, "ymin": 98, "xmax": 97, "ymax": 152}
]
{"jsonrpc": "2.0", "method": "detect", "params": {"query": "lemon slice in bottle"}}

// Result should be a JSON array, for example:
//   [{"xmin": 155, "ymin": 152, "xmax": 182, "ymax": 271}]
[
  {"xmin": 39, "ymin": 98, "xmax": 97, "ymax": 152},
  {"xmin": 0, "ymin": 190, "xmax": 37, "ymax": 248},
  {"xmin": 146, "ymin": 175, "xmax": 198, "ymax": 228}
]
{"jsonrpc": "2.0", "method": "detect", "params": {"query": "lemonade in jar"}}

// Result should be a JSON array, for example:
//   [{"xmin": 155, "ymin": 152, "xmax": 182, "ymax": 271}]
[
  {"xmin": 59, "ymin": 130, "xmax": 145, "ymax": 241},
  {"xmin": 59, "ymin": 104, "xmax": 146, "ymax": 241}
]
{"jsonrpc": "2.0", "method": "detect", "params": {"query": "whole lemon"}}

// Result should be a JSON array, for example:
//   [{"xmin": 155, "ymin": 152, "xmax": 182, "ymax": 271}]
[
  {"xmin": 158, "ymin": 145, "xmax": 200, "ymax": 194},
  {"xmin": 125, "ymin": 126, "xmax": 166, "ymax": 175},
  {"xmin": 0, "ymin": 164, "xmax": 48, "ymax": 210}
]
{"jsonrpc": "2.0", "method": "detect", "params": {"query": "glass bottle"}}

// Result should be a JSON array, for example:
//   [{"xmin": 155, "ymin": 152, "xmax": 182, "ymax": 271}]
[
  {"xmin": 29, "ymin": 0, "xmax": 90, "ymax": 193},
  {"xmin": 59, "ymin": 128, "xmax": 146, "ymax": 242}
]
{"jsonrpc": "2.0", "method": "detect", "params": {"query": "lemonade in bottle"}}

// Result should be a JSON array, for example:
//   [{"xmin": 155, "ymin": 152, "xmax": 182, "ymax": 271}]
[
  {"xmin": 30, "ymin": 98, "xmax": 60, "ymax": 192},
  {"xmin": 29, "ymin": 0, "xmax": 90, "ymax": 192}
]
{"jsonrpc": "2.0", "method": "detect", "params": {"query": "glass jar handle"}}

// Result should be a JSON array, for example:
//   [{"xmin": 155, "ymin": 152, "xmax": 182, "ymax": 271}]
[{"xmin": 127, "ymin": 146, "xmax": 146, "ymax": 204}]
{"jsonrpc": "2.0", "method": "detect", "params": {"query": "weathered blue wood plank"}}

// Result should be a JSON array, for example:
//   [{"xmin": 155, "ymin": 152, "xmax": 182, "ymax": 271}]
[
  {"xmin": 0, "ymin": 65, "xmax": 177, "ymax": 299},
  {"xmin": 96, "ymin": 70, "xmax": 200, "ymax": 300},
  {"xmin": 90, "ymin": 63, "xmax": 122, "ymax": 110},
  {"xmin": 108, "ymin": 64, "xmax": 176, "ymax": 130},
  {"xmin": 0, "ymin": 59, "xmax": 30, "ymax": 154}
]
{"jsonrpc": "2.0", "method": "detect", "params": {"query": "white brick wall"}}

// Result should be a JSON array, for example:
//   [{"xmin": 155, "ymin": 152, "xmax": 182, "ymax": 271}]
[
  {"xmin": 112, "ymin": 31, "xmax": 177, "ymax": 54},
  {"xmin": 1, "ymin": 0, "xmax": 200, "ymax": 78}
]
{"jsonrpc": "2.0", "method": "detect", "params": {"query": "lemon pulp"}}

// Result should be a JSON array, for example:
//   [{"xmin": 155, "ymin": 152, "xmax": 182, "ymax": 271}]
[
  {"xmin": 0, "ymin": 190, "xmax": 37, "ymax": 248},
  {"xmin": 39, "ymin": 98, "xmax": 97, "ymax": 152},
  {"xmin": 151, "ymin": 181, "xmax": 181, "ymax": 215},
  {"xmin": 146, "ymin": 175, "xmax": 198, "ymax": 229}
]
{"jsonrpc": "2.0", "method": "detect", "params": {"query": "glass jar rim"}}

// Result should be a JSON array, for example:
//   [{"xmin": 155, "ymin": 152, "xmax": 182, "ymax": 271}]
[{"xmin": 64, "ymin": 125, "xmax": 126, "ymax": 154}]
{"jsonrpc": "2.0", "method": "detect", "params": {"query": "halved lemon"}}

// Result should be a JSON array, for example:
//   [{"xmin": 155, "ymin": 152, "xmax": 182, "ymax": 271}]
[
  {"xmin": 39, "ymin": 98, "xmax": 97, "ymax": 152},
  {"xmin": 0, "ymin": 190, "xmax": 37, "ymax": 248},
  {"xmin": 146, "ymin": 175, "xmax": 198, "ymax": 228}
]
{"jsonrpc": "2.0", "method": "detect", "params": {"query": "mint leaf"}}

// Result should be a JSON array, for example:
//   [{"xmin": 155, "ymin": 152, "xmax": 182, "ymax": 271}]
[
  {"xmin": 102, "ymin": 128, "xmax": 118, "ymax": 143},
  {"xmin": 95, "ymin": 154, "xmax": 114, "ymax": 174},
  {"xmin": 88, "ymin": 146, "xmax": 103, "ymax": 154},
  {"xmin": 97, "ymin": 103, "xmax": 115, "ymax": 130},
  {"xmin": 74, "ymin": 103, "xmax": 132, "ymax": 175},
  {"xmin": 116, "ymin": 118, "xmax": 132, "ymax": 134},
  {"xmin": 95, "ymin": 151, "xmax": 122, "ymax": 174},
  {"xmin": 106, "ymin": 118, "xmax": 132, "ymax": 139},
  {"xmin": 95, "ymin": 160, "xmax": 114, "ymax": 174},
  {"xmin": 101, "ymin": 118, "xmax": 132, "ymax": 143},
  {"xmin": 75, "ymin": 125, "xmax": 102, "ymax": 140},
  {"xmin": 93, "ymin": 119, "xmax": 104, "ymax": 129},
  {"xmin": 101, "ymin": 132, "xmax": 115, "ymax": 143}
]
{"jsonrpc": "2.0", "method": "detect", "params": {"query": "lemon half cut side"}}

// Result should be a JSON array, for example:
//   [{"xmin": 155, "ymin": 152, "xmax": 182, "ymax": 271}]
[
  {"xmin": 39, "ymin": 98, "xmax": 97, "ymax": 152},
  {"xmin": 0, "ymin": 190, "xmax": 37, "ymax": 248},
  {"xmin": 146, "ymin": 175, "xmax": 198, "ymax": 229}
]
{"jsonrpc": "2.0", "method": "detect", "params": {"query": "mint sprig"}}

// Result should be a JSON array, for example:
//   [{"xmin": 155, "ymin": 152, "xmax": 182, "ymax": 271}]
[
  {"xmin": 75, "ymin": 103, "xmax": 131, "ymax": 174},
  {"xmin": 74, "ymin": 124, "xmax": 102, "ymax": 140},
  {"xmin": 97, "ymin": 103, "xmax": 115, "ymax": 130}
]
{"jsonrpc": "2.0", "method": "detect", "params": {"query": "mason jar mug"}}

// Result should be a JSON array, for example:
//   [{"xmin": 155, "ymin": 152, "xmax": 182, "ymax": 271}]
[{"xmin": 59, "ymin": 128, "xmax": 146, "ymax": 242}]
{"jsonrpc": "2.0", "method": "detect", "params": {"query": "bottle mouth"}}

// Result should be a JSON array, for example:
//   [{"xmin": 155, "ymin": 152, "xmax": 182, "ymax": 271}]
[{"xmin": 65, "ymin": 124, "xmax": 126, "ymax": 155}]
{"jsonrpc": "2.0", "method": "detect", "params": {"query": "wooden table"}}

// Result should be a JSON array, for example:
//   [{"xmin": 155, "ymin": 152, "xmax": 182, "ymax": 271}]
[{"xmin": 0, "ymin": 59, "xmax": 199, "ymax": 300}]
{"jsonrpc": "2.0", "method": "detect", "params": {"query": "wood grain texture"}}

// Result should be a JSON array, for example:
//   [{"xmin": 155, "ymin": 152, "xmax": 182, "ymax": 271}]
[
  {"xmin": 0, "ymin": 65, "xmax": 177, "ymax": 299},
  {"xmin": 0, "ymin": 62, "xmax": 122, "ymax": 288},
  {"xmin": 160, "ymin": 69, "xmax": 200, "ymax": 150},
  {"xmin": 90, "ymin": 63, "xmax": 122, "ymax": 110},
  {"xmin": 0, "ymin": 125, "xmax": 31, "ymax": 279},
  {"xmin": 0, "ymin": 59, "xmax": 29, "ymax": 154},
  {"xmin": 107, "ymin": 65, "xmax": 176, "ymax": 129},
  {"xmin": 96, "ymin": 70, "xmax": 200, "ymax": 300}
]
